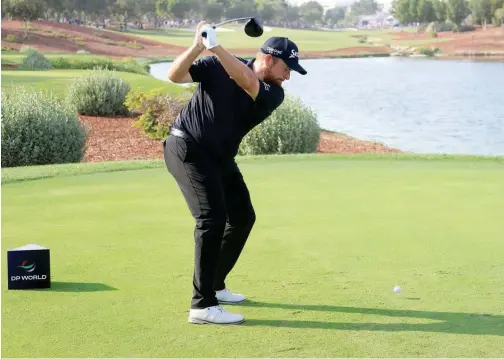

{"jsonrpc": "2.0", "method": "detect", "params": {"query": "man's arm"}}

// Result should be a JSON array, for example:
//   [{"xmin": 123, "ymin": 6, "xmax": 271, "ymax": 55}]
[
  {"xmin": 167, "ymin": 21, "xmax": 207, "ymax": 83},
  {"xmin": 167, "ymin": 45, "xmax": 204, "ymax": 83},
  {"xmin": 210, "ymin": 45, "xmax": 260, "ymax": 100}
]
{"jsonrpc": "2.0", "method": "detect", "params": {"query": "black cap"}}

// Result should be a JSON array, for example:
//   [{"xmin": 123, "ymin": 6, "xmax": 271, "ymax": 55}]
[{"xmin": 260, "ymin": 37, "xmax": 307, "ymax": 75}]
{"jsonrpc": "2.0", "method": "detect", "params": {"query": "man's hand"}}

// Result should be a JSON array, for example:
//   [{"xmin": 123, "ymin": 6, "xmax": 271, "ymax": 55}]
[
  {"xmin": 200, "ymin": 25, "xmax": 219, "ymax": 49},
  {"xmin": 193, "ymin": 21, "xmax": 207, "ymax": 51},
  {"xmin": 167, "ymin": 21, "xmax": 208, "ymax": 83}
]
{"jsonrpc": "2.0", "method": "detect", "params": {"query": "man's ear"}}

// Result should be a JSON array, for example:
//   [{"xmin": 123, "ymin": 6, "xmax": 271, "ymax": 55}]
[{"xmin": 264, "ymin": 54, "xmax": 274, "ymax": 67}]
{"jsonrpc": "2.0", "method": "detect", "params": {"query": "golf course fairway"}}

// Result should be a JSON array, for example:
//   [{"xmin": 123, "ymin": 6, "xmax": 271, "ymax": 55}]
[{"xmin": 2, "ymin": 154, "xmax": 503, "ymax": 357}]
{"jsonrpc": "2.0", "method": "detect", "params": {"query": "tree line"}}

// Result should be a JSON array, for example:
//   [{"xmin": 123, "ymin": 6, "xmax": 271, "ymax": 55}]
[
  {"xmin": 1, "ymin": 0, "xmax": 383, "ymax": 28},
  {"xmin": 2, "ymin": 0, "xmax": 503, "ymax": 28},
  {"xmin": 391, "ymin": 0, "xmax": 504, "ymax": 26}
]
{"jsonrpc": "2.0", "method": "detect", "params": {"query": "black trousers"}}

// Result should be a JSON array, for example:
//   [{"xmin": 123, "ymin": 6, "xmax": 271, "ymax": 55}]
[{"xmin": 163, "ymin": 133, "xmax": 256, "ymax": 309}]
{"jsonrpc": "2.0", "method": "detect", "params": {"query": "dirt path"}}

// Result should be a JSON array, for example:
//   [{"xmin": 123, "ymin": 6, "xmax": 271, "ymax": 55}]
[{"xmin": 79, "ymin": 116, "xmax": 401, "ymax": 163}]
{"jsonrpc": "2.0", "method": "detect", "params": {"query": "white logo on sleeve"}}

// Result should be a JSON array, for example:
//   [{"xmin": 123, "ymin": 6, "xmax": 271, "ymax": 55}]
[{"xmin": 289, "ymin": 49, "xmax": 299, "ymax": 58}]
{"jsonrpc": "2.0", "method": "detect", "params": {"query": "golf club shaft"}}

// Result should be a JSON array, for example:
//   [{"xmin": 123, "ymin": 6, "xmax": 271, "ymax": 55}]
[{"xmin": 212, "ymin": 17, "xmax": 254, "ymax": 28}]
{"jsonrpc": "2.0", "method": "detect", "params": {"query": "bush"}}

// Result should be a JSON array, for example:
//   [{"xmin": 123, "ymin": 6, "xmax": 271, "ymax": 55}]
[
  {"xmin": 121, "ymin": 41, "xmax": 144, "ymax": 49},
  {"xmin": 5, "ymin": 34, "xmax": 19, "ymax": 42},
  {"xmin": 22, "ymin": 49, "xmax": 52, "ymax": 69},
  {"xmin": 66, "ymin": 68, "xmax": 131, "ymax": 116},
  {"xmin": 457, "ymin": 24, "xmax": 476, "ymax": 32},
  {"xmin": 426, "ymin": 21, "xmax": 455, "ymax": 33},
  {"xmin": 2, "ymin": 46, "xmax": 18, "ymax": 52},
  {"xmin": 20, "ymin": 45, "xmax": 38, "ymax": 54},
  {"xmin": 418, "ymin": 47, "xmax": 440, "ymax": 56},
  {"xmin": 124, "ymin": 89, "xmax": 189, "ymax": 139},
  {"xmin": 238, "ymin": 95, "xmax": 321, "ymax": 155},
  {"xmin": 1, "ymin": 88, "xmax": 88, "ymax": 167}
]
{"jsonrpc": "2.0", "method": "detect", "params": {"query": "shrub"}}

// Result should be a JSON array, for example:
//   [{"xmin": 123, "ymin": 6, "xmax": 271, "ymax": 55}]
[
  {"xmin": 238, "ymin": 95, "xmax": 321, "ymax": 155},
  {"xmin": 457, "ymin": 24, "xmax": 476, "ymax": 32},
  {"xmin": 121, "ymin": 41, "xmax": 144, "ymax": 49},
  {"xmin": 66, "ymin": 68, "xmax": 131, "ymax": 116},
  {"xmin": 5, "ymin": 34, "xmax": 19, "ymax": 42},
  {"xmin": 2, "ymin": 46, "xmax": 18, "ymax": 52},
  {"xmin": 427, "ymin": 21, "xmax": 455, "ymax": 33},
  {"xmin": 22, "ymin": 49, "xmax": 53, "ymax": 69},
  {"xmin": 20, "ymin": 45, "xmax": 38, "ymax": 54},
  {"xmin": 418, "ymin": 47, "xmax": 440, "ymax": 56},
  {"xmin": 1, "ymin": 88, "xmax": 88, "ymax": 167},
  {"xmin": 124, "ymin": 89, "xmax": 189, "ymax": 139},
  {"xmin": 23, "ymin": 23, "xmax": 40, "ymax": 31},
  {"xmin": 53, "ymin": 32, "xmax": 73, "ymax": 38}
]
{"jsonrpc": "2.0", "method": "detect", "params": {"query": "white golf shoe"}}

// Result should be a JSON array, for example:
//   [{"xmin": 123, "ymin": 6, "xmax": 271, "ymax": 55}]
[
  {"xmin": 215, "ymin": 288, "xmax": 245, "ymax": 304},
  {"xmin": 188, "ymin": 305, "xmax": 244, "ymax": 325}
]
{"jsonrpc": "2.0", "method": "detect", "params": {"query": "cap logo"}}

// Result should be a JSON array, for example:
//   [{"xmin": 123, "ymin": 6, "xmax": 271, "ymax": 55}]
[
  {"xmin": 264, "ymin": 47, "xmax": 283, "ymax": 56},
  {"xmin": 289, "ymin": 49, "xmax": 299, "ymax": 59}
]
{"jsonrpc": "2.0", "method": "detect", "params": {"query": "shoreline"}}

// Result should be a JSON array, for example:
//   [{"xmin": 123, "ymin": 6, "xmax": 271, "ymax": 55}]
[
  {"xmin": 2, "ymin": 52, "xmax": 503, "ymax": 72},
  {"xmin": 2, "ymin": 20, "xmax": 504, "ymax": 64}
]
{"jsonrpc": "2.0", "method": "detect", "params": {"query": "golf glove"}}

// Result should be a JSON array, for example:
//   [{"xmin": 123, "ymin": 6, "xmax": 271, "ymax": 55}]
[{"xmin": 200, "ymin": 25, "xmax": 219, "ymax": 49}]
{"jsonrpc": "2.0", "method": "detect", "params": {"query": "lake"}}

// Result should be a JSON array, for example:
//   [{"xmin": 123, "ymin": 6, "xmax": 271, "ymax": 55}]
[{"xmin": 149, "ymin": 57, "xmax": 504, "ymax": 156}]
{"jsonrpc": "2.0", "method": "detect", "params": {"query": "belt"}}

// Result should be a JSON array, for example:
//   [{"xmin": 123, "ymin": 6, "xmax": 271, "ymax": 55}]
[{"xmin": 170, "ymin": 128, "xmax": 187, "ymax": 139}]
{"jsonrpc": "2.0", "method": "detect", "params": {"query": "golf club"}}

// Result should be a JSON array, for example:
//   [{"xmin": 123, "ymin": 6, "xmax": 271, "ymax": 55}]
[{"xmin": 201, "ymin": 16, "xmax": 263, "ymax": 38}]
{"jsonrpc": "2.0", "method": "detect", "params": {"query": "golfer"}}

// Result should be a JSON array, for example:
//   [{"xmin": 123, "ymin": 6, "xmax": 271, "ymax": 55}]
[{"xmin": 164, "ymin": 21, "xmax": 307, "ymax": 325}]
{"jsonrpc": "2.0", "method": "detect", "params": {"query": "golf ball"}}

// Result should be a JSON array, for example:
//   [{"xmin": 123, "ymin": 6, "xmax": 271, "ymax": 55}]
[{"xmin": 393, "ymin": 286, "xmax": 401, "ymax": 293}]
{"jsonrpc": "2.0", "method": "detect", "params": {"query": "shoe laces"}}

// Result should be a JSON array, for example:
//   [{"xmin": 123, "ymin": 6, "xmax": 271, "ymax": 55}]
[{"xmin": 209, "ymin": 305, "xmax": 226, "ymax": 314}]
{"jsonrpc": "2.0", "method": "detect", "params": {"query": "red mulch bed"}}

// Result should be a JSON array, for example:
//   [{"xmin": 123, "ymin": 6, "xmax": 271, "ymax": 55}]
[
  {"xmin": 317, "ymin": 131, "xmax": 401, "ymax": 154},
  {"xmin": 390, "ymin": 26, "xmax": 504, "ymax": 54},
  {"xmin": 1, "ymin": 20, "xmax": 187, "ymax": 57},
  {"xmin": 80, "ymin": 115, "xmax": 165, "ymax": 162},
  {"xmin": 79, "ymin": 116, "xmax": 401, "ymax": 163}
]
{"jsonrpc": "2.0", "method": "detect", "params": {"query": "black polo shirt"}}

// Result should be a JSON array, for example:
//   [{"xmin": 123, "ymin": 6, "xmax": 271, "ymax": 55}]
[{"xmin": 172, "ymin": 55, "xmax": 285, "ymax": 161}]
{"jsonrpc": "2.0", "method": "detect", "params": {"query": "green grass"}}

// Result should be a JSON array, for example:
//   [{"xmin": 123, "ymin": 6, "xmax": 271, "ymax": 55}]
[
  {"xmin": 136, "ymin": 55, "xmax": 177, "ymax": 65},
  {"xmin": 1, "ymin": 53, "xmax": 149, "ymax": 74},
  {"xmin": 2, "ymin": 53, "xmax": 111, "ymax": 66},
  {"xmin": 122, "ymin": 26, "xmax": 450, "ymax": 54},
  {"xmin": 124, "ymin": 27, "xmax": 374, "ymax": 51},
  {"xmin": 1, "ymin": 69, "xmax": 188, "ymax": 99},
  {"xmin": 2, "ymin": 154, "xmax": 504, "ymax": 357}
]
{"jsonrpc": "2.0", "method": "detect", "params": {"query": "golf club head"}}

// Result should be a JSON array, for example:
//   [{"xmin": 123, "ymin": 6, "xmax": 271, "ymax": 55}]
[{"xmin": 244, "ymin": 17, "xmax": 263, "ymax": 37}]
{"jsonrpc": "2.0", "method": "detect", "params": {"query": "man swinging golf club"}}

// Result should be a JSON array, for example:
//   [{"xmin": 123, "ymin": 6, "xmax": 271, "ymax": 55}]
[{"xmin": 163, "ymin": 20, "xmax": 307, "ymax": 325}]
